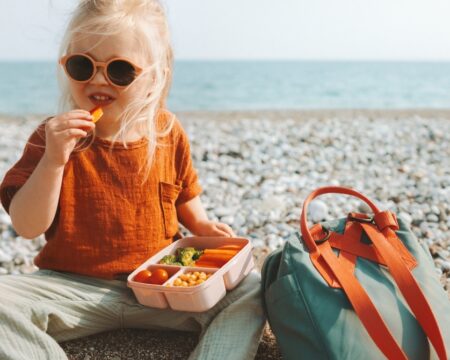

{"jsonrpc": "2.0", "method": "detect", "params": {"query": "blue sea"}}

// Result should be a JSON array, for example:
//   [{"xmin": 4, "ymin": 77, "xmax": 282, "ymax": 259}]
[{"xmin": 0, "ymin": 61, "xmax": 449, "ymax": 115}]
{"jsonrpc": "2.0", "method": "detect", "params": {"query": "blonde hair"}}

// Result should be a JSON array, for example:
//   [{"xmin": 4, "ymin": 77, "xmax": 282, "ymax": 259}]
[{"xmin": 57, "ymin": 0, "xmax": 175, "ymax": 179}]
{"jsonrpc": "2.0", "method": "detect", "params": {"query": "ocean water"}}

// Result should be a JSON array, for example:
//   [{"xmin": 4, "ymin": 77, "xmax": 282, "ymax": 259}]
[{"xmin": 0, "ymin": 61, "xmax": 449, "ymax": 115}]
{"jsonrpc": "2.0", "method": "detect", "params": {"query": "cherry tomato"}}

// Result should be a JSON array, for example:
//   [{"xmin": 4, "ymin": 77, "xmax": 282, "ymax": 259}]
[
  {"xmin": 133, "ymin": 269, "xmax": 152, "ymax": 283},
  {"xmin": 147, "ymin": 268, "xmax": 169, "ymax": 285}
]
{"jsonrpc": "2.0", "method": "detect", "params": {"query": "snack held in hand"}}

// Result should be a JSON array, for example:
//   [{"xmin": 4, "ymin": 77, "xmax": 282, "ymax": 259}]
[{"xmin": 90, "ymin": 106, "xmax": 103, "ymax": 123}]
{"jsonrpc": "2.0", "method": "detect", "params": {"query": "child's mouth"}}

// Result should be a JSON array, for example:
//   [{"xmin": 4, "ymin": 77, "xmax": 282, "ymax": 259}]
[{"xmin": 88, "ymin": 93, "xmax": 116, "ymax": 107}]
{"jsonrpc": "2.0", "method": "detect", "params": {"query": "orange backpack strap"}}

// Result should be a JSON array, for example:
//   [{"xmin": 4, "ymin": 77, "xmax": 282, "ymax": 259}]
[
  {"xmin": 361, "ymin": 222, "xmax": 447, "ymax": 360},
  {"xmin": 318, "ymin": 245, "xmax": 408, "ymax": 359}
]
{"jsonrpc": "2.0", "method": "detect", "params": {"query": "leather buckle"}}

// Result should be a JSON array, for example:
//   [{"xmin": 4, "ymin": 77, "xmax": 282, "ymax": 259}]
[
  {"xmin": 314, "ymin": 227, "xmax": 331, "ymax": 244},
  {"xmin": 347, "ymin": 213, "xmax": 375, "ymax": 224}
]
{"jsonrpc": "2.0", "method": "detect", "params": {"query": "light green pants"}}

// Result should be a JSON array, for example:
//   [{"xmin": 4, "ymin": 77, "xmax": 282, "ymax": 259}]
[{"xmin": 0, "ymin": 269, "xmax": 266, "ymax": 360}]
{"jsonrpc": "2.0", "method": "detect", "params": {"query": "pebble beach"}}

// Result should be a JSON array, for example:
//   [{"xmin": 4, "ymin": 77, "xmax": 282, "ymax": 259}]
[{"xmin": 0, "ymin": 109, "xmax": 449, "ymax": 358}]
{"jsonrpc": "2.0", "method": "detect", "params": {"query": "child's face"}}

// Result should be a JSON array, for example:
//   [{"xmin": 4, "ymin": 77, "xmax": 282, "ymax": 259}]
[{"xmin": 67, "ymin": 31, "xmax": 152, "ymax": 124}]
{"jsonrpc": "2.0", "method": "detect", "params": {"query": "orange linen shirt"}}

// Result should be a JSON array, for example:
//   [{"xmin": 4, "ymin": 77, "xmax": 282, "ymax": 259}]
[{"xmin": 0, "ymin": 111, "xmax": 202, "ymax": 279}]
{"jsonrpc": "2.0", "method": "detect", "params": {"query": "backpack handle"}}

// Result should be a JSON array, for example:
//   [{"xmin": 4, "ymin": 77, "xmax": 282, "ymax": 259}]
[{"xmin": 300, "ymin": 186, "xmax": 380, "ymax": 253}]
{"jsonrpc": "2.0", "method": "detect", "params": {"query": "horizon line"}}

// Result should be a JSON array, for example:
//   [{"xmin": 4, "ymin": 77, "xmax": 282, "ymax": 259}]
[{"xmin": 1, "ymin": 58, "xmax": 450, "ymax": 63}]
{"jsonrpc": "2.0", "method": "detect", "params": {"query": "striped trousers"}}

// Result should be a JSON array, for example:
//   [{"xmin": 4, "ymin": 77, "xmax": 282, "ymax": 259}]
[{"xmin": 0, "ymin": 269, "xmax": 265, "ymax": 360}]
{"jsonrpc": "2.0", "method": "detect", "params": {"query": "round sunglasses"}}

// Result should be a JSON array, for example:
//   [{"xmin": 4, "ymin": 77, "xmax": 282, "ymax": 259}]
[{"xmin": 59, "ymin": 53, "xmax": 144, "ymax": 87}]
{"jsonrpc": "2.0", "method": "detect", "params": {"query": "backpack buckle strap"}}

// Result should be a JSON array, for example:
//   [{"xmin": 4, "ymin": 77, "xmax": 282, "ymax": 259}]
[
  {"xmin": 347, "ymin": 212, "xmax": 374, "ymax": 224},
  {"xmin": 374, "ymin": 211, "xmax": 399, "ymax": 231},
  {"xmin": 309, "ymin": 224, "xmax": 331, "ymax": 244}
]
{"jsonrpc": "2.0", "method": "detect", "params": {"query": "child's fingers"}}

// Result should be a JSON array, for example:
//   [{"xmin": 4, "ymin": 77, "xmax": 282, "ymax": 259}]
[
  {"xmin": 69, "ymin": 109, "xmax": 92, "ymax": 117},
  {"xmin": 61, "ymin": 128, "xmax": 89, "ymax": 139},
  {"xmin": 211, "ymin": 228, "xmax": 230, "ymax": 237},
  {"xmin": 47, "ymin": 115, "xmax": 93, "ymax": 133},
  {"xmin": 216, "ymin": 223, "xmax": 235, "ymax": 237},
  {"xmin": 52, "ymin": 111, "xmax": 93, "ymax": 124},
  {"xmin": 217, "ymin": 223, "xmax": 236, "ymax": 236},
  {"xmin": 53, "ymin": 119, "xmax": 96, "ymax": 132},
  {"xmin": 63, "ymin": 110, "xmax": 92, "ymax": 119}
]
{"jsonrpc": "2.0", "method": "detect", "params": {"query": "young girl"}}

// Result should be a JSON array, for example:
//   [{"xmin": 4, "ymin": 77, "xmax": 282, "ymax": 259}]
[{"xmin": 0, "ymin": 1, "xmax": 265, "ymax": 359}]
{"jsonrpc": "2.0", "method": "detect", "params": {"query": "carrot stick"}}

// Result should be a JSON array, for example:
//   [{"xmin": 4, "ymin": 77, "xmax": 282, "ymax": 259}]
[
  {"xmin": 216, "ymin": 244, "xmax": 244, "ymax": 250},
  {"xmin": 203, "ymin": 249, "xmax": 239, "ymax": 256},
  {"xmin": 90, "ymin": 106, "xmax": 103, "ymax": 123},
  {"xmin": 198, "ymin": 253, "xmax": 234, "ymax": 264},
  {"xmin": 194, "ymin": 261, "xmax": 221, "ymax": 268}
]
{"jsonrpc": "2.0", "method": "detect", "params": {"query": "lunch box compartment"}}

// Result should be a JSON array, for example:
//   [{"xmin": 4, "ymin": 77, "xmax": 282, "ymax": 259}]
[
  {"xmin": 164, "ymin": 268, "xmax": 224, "ymax": 312},
  {"xmin": 128, "ymin": 265, "xmax": 182, "ymax": 309}
]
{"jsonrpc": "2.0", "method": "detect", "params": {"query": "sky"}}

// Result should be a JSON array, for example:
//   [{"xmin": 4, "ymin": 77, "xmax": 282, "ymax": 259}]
[{"xmin": 0, "ymin": 0, "xmax": 450, "ymax": 61}]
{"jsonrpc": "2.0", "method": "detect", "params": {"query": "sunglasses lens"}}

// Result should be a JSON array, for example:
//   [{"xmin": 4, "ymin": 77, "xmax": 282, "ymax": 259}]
[
  {"xmin": 108, "ymin": 60, "xmax": 137, "ymax": 86},
  {"xmin": 65, "ymin": 55, "xmax": 94, "ymax": 81}
]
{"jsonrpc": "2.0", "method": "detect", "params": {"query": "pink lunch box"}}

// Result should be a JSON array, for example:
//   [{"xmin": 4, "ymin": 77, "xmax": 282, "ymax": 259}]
[{"xmin": 127, "ymin": 236, "xmax": 254, "ymax": 312}]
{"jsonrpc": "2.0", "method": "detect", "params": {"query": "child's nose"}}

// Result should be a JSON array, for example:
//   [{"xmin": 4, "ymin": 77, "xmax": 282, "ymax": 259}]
[{"xmin": 90, "ymin": 66, "xmax": 109, "ymax": 85}]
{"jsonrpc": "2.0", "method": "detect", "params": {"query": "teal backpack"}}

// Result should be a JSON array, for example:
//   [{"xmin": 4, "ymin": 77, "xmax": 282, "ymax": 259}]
[{"xmin": 261, "ymin": 187, "xmax": 450, "ymax": 360}]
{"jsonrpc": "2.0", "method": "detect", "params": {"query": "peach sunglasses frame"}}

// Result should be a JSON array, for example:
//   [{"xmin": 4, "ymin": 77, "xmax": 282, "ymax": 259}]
[{"xmin": 59, "ymin": 53, "xmax": 144, "ymax": 88}]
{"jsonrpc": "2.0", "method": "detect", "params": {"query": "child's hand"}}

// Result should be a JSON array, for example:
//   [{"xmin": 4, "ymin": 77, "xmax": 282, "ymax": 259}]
[
  {"xmin": 194, "ymin": 220, "xmax": 236, "ymax": 237},
  {"xmin": 43, "ymin": 110, "xmax": 95, "ymax": 168}
]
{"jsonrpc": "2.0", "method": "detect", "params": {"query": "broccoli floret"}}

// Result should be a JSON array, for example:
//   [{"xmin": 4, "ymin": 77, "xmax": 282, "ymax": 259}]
[
  {"xmin": 159, "ymin": 254, "xmax": 177, "ymax": 265},
  {"xmin": 178, "ymin": 247, "xmax": 197, "ymax": 266},
  {"xmin": 192, "ymin": 249, "xmax": 204, "ymax": 260}
]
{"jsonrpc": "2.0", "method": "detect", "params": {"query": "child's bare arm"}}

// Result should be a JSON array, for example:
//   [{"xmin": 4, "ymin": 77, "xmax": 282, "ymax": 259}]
[
  {"xmin": 9, "ymin": 110, "xmax": 95, "ymax": 239},
  {"xmin": 177, "ymin": 196, "xmax": 235, "ymax": 237},
  {"xmin": 9, "ymin": 156, "xmax": 65, "ymax": 238}
]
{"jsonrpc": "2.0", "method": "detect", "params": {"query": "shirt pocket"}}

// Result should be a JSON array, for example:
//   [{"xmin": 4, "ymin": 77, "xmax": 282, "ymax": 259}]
[{"xmin": 159, "ymin": 181, "xmax": 182, "ymax": 238}]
